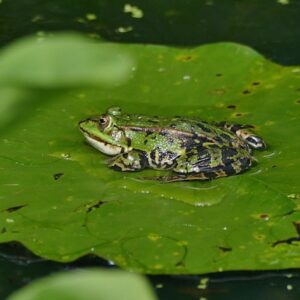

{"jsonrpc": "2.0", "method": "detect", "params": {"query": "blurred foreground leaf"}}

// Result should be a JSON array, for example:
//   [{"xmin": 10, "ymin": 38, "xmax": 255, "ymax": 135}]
[
  {"xmin": 8, "ymin": 269, "xmax": 157, "ymax": 300},
  {"xmin": 0, "ymin": 33, "xmax": 133, "ymax": 88},
  {"xmin": 0, "ymin": 33, "xmax": 133, "ymax": 130}
]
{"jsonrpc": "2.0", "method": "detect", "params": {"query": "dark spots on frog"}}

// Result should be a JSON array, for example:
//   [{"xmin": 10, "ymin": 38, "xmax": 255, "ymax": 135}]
[
  {"xmin": 218, "ymin": 246, "xmax": 232, "ymax": 252},
  {"xmin": 145, "ymin": 130, "xmax": 152, "ymax": 137},
  {"xmin": 213, "ymin": 135, "xmax": 225, "ymax": 145},
  {"xmin": 222, "ymin": 163, "xmax": 237, "ymax": 176},
  {"xmin": 53, "ymin": 173, "xmax": 64, "ymax": 180},
  {"xmin": 136, "ymin": 150, "xmax": 149, "ymax": 169},
  {"xmin": 252, "ymin": 81, "xmax": 260, "ymax": 86},
  {"xmin": 126, "ymin": 137, "xmax": 132, "ymax": 147},
  {"xmin": 159, "ymin": 131, "xmax": 168, "ymax": 137},
  {"xmin": 296, "ymin": 99, "xmax": 300, "ymax": 104},
  {"xmin": 216, "ymin": 73, "xmax": 223, "ymax": 77},
  {"xmin": 196, "ymin": 123, "xmax": 211, "ymax": 133},
  {"xmin": 3, "ymin": 204, "xmax": 27, "ymax": 213},
  {"xmin": 86, "ymin": 200, "xmax": 107, "ymax": 213},
  {"xmin": 144, "ymin": 139, "xmax": 148, "ymax": 145},
  {"xmin": 242, "ymin": 89, "xmax": 251, "ymax": 95},
  {"xmin": 170, "ymin": 124, "xmax": 177, "ymax": 129},
  {"xmin": 222, "ymin": 148, "xmax": 238, "ymax": 163},
  {"xmin": 272, "ymin": 222, "xmax": 300, "ymax": 247},
  {"xmin": 1, "ymin": 227, "xmax": 7, "ymax": 234},
  {"xmin": 229, "ymin": 124, "xmax": 242, "ymax": 132},
  {"xmin": 227, "ymin": 104, "xmax": 236, "ymax": 109},
  {"xmin": 150, "ymin": 149, "xmax": 156, "ymax": 161},
  {"xmin": 271, "ymin": 165, "xmax": 277, "ymax": 168},
  {"xmin": 220, "ymin": 133, "xmax": 232, "ymax": 142},
  {"xmin": 130, "ymin": 127, "xmax": 142, "ymax": 132},
  {"xmin": 111, "ymin": 164, "xmax": 122, "ymax": 171}
]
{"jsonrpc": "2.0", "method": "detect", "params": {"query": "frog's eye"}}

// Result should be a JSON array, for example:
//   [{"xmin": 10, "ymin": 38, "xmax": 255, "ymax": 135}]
[
  {"xmin": 98, "ymin": 116, "xmax": 110, "ymax": 129},
  {"xmin": 99, "ymin": 117, "xmax": 106, "ymax": 125}
]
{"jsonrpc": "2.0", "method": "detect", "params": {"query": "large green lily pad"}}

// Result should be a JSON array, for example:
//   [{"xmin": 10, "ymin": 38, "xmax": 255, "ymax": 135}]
[{"xmin": 1, "ymin": 41, "xmax": 300, "ymax": 274}]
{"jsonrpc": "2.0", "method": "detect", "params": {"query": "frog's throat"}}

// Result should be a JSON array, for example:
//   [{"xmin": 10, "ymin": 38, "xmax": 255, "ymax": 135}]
[{"xmin": 83, "ymin": 133, "xmax": 124, "ymax": 156}]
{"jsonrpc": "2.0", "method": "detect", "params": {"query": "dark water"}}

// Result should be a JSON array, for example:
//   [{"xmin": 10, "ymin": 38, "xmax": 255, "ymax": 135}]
[
  {"xmin": 1, "ymin": 243, "xmax": 300, "ymax": 300},
  {"xmin": 1, "ymin": 0, "xmax": 300, "ymax": 65},
  {"xmin": 1, "ymin": 1, "xmax": 300, "ymax": 299}
]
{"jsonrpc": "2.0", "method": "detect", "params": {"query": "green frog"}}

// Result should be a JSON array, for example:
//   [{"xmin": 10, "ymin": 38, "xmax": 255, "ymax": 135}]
[{"xmin": 79, "ymin": 107, "xmax": 266, "ymax": 182}]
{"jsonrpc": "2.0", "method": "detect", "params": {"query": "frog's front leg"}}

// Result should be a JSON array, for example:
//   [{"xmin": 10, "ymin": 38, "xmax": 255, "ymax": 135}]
[
  {"xmin": 109, "ymin": 150, "xmax": 148, "ymax": 172},
  {"xmin": 216, "ymin": 121, "xmax": 266, "ymax": 150}
]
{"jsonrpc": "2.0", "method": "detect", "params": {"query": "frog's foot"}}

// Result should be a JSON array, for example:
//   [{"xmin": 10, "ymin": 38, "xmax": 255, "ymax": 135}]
[
  {"xmin": 109, "ymin": 150, "xmax": 148, "ymax": 171},
  {"xmin": 216, "ymin": 122, "xmax": 267, "ymax": 150}
]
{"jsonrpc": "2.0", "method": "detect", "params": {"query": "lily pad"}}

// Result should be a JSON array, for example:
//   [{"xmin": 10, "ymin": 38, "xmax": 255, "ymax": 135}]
[{"xmin": 1, "ymin": 40, "xmax": 300, "ymax": 274}]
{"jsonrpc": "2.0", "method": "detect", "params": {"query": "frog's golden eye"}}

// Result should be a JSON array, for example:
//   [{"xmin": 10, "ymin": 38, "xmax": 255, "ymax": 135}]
[
  {"xmin": 99, "ymin": 117, "xmax": 106, "ymax": 125},
  {"xmin": 98, "ymin": 116, "xmax": 111, "ymax": 130}
]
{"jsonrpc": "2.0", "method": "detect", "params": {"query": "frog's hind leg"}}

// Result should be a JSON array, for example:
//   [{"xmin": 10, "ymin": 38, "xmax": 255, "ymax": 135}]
[
  {"xmin": 216, "ymin": 122, "xmax": 266, "ymax": 150},
  {"xmin": 109, "ymin": 150, "xmax": 148, "ymax": 171},
  {"xmin": 158, "ymin": 147, "xmax": 253, "ymax": 183}
]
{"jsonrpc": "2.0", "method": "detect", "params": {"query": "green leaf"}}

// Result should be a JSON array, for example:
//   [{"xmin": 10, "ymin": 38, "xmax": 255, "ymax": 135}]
[
  {"xmin": 0, "ymin": 33, "xmax": 133, "ymax": 88},
  {"xmin": 8, "ymin": 269, "xmax": 157, "ymax": 300},
  {"xmin": 0, "ymin": 33, "xmax": 133, "ymax": 131},
  {"xmin": 1, "ymin": 41, "xmax": 300, "ymax": 274}
]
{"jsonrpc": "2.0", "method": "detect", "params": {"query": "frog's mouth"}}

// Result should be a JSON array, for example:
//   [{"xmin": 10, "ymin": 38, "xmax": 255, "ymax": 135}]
[{"xmin": 79, "ymin": 124, "xmax": 122, "ymax": 156}]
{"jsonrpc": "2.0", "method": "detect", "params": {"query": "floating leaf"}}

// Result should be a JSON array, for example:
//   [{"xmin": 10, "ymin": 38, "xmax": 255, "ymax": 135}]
[{"xmin": 1, "ymin": 42, "xmax": 300, "ymax": 274}]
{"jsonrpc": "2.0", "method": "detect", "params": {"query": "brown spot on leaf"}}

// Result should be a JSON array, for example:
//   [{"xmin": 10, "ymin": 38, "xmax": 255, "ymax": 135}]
[
  {"xmin": 4, "ymin": 205, "xmax": 27, "ymax": 213},
  {"xmin": 227, "ymin": 105, "xmax": 236, "ymax": 109},
  {"xmin": 242, "ymin": 90, "xmax": 251, "ymax": 95},
  {"xmin": 260, "ymin": 214, "xmax": 269, "ymax": 219},
  {"xmin": 235, "ymin": 113, "xmax": 243, "ymax": 117},
  {"xmin": 176, "ymin": 54, "xmax": 195, "ymax": 62},
  {"xmin": 218, "ymin": 246, "xmax": 232, "ymax": 252},
  {"xmin": 86, "ymin": 200, "xmax": 107, "ymax": 213},
  {"xmin": 53, "ymin": 173, "xmax": 64, "ymax": 180}
]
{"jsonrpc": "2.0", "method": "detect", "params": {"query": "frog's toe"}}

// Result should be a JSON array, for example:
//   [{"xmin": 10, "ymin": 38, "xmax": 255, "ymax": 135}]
[{"xmin": 244, "ymin": 135, "xmax": 267, "ymax": 150}]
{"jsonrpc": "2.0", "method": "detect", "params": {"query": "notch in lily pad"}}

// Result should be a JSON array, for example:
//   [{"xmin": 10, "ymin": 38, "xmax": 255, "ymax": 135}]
[{"xmin": 0, "ymin": 33, "xmax": 134, "ymax": 88}]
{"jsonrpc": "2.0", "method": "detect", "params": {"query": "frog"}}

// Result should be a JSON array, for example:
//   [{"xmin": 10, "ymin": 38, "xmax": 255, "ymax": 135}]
[{"xmin": 78, "ymin": 107, "xmax": 266, "ymax": 182}]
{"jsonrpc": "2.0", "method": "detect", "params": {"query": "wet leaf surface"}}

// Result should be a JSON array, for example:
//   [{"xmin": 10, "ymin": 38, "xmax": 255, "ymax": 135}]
[{"xmin": 1, "ymin": 41, "xmax": 300, "ymax": 274}]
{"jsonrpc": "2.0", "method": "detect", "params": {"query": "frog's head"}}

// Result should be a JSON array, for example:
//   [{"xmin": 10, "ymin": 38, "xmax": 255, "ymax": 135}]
[{"xmin": 78, "ymin": 107, "xmax": 130, "ymax": 155}]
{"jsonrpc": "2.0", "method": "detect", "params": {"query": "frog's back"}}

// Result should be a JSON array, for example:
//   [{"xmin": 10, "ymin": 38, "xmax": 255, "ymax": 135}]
[{"xmin": 116, "ymin": 113, "xmax": 238, "ymax": 148}]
